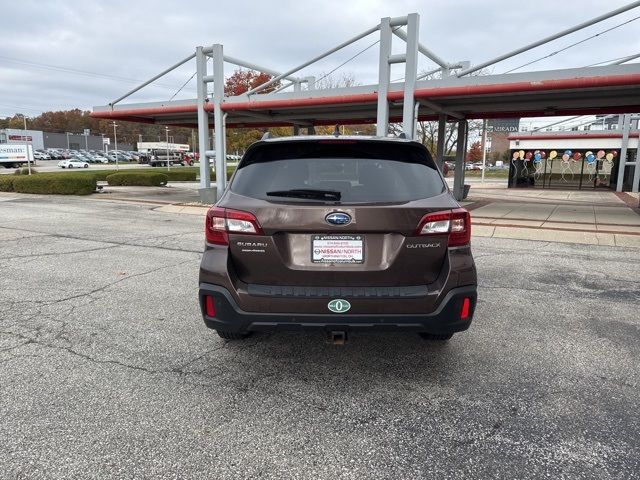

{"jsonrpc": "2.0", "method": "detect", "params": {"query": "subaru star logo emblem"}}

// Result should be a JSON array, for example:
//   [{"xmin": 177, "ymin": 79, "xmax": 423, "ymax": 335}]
[{"xmin": 325, "ymin": 212, "xmax": 351, "ymax": 226}]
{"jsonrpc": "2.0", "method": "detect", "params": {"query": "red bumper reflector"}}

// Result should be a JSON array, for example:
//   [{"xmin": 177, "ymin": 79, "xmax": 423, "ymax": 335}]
[
  {"xmin": 461, "ymin": 297, "xmax": 471, "ymax": 320},
  {"xmin": 205, "ymin": 296, "xmax": 216, "ymax": 317}
]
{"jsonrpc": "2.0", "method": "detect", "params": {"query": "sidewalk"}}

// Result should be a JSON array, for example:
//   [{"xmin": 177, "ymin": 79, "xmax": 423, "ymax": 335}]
[{"xmin": 466, "ymin": 189, "xmax": 640, "ymax": 248}]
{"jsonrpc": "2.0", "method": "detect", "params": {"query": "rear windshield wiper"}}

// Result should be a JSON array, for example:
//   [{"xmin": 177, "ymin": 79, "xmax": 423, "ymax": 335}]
[{"xmin": 266, "ymin": 189, "xmax": 341, "ymax": 201}]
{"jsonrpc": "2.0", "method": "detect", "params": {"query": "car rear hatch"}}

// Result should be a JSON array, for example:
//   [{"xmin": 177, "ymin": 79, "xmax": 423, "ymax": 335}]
[{"xmin": 210, "ymin": 138, "xmax": 466, "ymax": 290}]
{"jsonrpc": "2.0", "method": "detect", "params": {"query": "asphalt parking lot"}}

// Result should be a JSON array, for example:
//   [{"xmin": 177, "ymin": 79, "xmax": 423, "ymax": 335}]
[{"xmin": 1, "ymin": 194, "xmax": 639, "ymax": 479}]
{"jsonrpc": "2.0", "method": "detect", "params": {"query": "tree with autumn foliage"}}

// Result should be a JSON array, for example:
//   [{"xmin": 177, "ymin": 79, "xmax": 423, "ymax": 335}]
[
  {"xmin": 224, "ymin": 69, "xmax": 280, "ymax": 96},
  {"xmin": 466, "ymin": 141, "xmax": 483, "ymax": 162},
  {"xmin": 224, "ymin": 69, "xmax": 292, "ymax": 154}
]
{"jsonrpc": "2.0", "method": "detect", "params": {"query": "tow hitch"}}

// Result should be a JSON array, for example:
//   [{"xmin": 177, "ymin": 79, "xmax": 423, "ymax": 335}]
[{"xmin": 327, "ymin": 330, "xmax": 348, "ymax": 345}]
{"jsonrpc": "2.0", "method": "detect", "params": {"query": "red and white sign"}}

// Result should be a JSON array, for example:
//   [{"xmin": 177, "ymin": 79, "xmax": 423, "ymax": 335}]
[{"xmin": 8, "ymin": 135, "xmax": 32, "ymax": 142}]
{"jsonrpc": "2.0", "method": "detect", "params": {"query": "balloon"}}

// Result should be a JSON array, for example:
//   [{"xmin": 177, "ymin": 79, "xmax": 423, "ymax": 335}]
[
  {"xmin": 597, "ymin": 150, "xmax": 605, "ymax": 159},
  {"xmin": 572, "ymin": 152, "xmax": 582, "ymax": 161},
  {"xmin": 512, "ymin": 151, "xmax": 519, "ymax": 160},
  {"xmin": 534, "ymin": 152, "xmax": 542, "ymax": 162},
  {"xmin": 612, "ymin": 151, "xmax": 618, "ymax": 157},
  {"xmin": 562, "ymin": 154, "xmax": 570, "ymax": 162},
  {"xmin": 524, "ymin": 152, "xmax": 533, "ymax": 160},
  {"xmin": 518, "ymin": 150, "xmax": 525, "ymax": 160},
  {"xmin": 586, "ymin": 154, "xmax": 596, "ymax": 164},
  {"xmin": 549, "ymin": 150, "xmax": 557, "ymax": 160},
  {"xmin": 605, "ymin": 153, "xmax": 613, "ymax": 161},
  {"xmin": 540, "ymin": 151, "xmax": 547, "ymax": 159},
  {"xmin": 585, "ymin": 151, "xmax": 593, "ymax": 158},
  {"xmin": 564, "ymin": 150, "xmax": 572, "ymax": 157}
]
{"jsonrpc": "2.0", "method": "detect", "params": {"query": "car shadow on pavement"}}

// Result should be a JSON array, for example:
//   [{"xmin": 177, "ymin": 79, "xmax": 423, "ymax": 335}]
[{"xmin": 200, "ymin": 331, "xmax": 472, "ymax": 388}]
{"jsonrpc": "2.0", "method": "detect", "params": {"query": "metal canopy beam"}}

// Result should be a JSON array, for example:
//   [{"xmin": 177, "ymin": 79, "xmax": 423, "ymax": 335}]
[
  {"xmin": 611, "ymin": 52, "xmax": 640, "ymax": 65},
  {"xmin": 110, "ymin": 53, "xmax": 196, "ymax": 107},
  {"xmin": 617, "ymin": 113, "xmax": 632, "ymax": 192},
  {"xmin": 417, "ymin": 99, "xmax": 463, "ymax": 120},
  {"xmin": 401, "ymin": 13, "xmax": 420, "ymax": 138},
  {"xmin": 211, "ymin": 44, "xmax": 226, "ymax": 200},
  {"xmin": 222, "ymin": 55, "xmax": 302, "ymax": 83},
  {"xmin": 453, "ymin": 120, "xmax": 467, "ymax": 201},
  {"xmin": 376, "ymin": 17, "xmax": 392, "ymax": 136},
  {"xmin": 195, "ymin": 46, "xmax": 211, "ymax": 198},
  {"xmin": 244, "ymin": 24, "xmax": 381, "ymax": 96},
  {"xmin": 392, "ymin": 27, "xmax": 451, "ymax": 69},
  {"xmin": 457, "ymin": 0, "xmax": 640, "ymax": 77}
]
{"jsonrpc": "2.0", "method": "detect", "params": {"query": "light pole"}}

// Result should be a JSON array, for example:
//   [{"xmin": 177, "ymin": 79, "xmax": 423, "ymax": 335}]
[
  {"xmin": 23, "ymin": 115, "xmax": 32, "ymax": 175},
  {"xmin": 66, "ymin": 132, "xmax": 72, "ymax": 150},
  {"xmin": 165, "ymin": 126, "xmax": 171, "ymax": 171},
  {"xmin": 481, "ymin": 119, "xmax": 487, "ymax": 184},
  {"xmin": 112, "ymin": 122, "xmax": 119, "ymax": 170}
]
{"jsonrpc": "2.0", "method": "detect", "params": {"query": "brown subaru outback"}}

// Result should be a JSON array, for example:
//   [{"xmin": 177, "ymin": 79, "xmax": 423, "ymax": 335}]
[{"xmin": 199, "ymin": 136, "xmax": 477, "ymax": 341}]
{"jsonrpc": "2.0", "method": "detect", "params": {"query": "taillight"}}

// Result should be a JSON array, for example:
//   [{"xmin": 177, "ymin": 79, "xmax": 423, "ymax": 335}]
[
  {"xmin": 205, "ymin": 207, "xmax": 228, "ymax": 245},
  {"xmin": 460, "ymin": 297, "xmax": 471, "ymax": 320},
  {"xmin": 416, "ymin": 208, "xmax": 471, "ymax": 247},
  {"xmin": 205, "ymin": 295, "xmax": 216, "ymax": 317},
  {"xmin": 205, "ymin": 207, "xmax": 263, "ymax": 245},
  {"xmin": 449, "ymin": 208, "xmax": 471, "ymax": 247}
]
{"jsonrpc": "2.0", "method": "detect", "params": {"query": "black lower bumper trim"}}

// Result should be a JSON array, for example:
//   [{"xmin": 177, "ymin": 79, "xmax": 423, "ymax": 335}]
[
  {"xmin": 199, "ymin": 283, "xmax": 476, "ymax": 334},
  {"xmin": 247, "ymin": 283, "xmax": 428, "ymax": 298}
]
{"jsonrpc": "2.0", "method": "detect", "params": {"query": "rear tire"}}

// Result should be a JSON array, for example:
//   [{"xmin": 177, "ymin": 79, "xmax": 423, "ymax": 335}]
[
  {"xmin": 419, "ymin": 333, "xmax": 453, "ymax": 341},
  {"xmin": 84, "ymin": 164, "xmax": 89, "ymax": 168},
  {"xmin": 216, "ymin": 330, "xmax": 250, "ymax": 340}
]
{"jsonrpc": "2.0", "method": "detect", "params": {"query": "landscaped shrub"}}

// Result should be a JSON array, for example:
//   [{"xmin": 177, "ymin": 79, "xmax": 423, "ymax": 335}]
[
  {"xmin": 14, "ymin": 167, "xmax": 38, "ymax": 175},
  {"xmin": 79, "ymin": 167, "xmax": 201, "ymax": 182},
  {"xmin": 0, "ymin": 176, "xmax": 16, "ymax": 192},
  {"xmin": 162, "ymin": 169, "xmax": 197, "ymax": 181},
  {"xmin": 106, "ymin": 172, "xmax": 169, "ymax": 186},
  {"xmin": 12, "ymin": 173, "xmax": 97, "ymax": 195}
]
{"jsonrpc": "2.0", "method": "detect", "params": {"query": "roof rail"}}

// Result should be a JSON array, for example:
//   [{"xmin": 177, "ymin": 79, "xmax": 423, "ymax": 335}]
[{"xmin": 261, "ymin": 131, "xmax": 271, "ymax": 140}]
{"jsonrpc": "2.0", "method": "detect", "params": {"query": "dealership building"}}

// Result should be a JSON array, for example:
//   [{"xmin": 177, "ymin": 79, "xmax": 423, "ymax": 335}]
[
  {"xmin": 0, "ymin": 128, "xmax": 132, "ymax": 151},
  {"xmin": 508, "ymin": 127, "xmax": 639, "ymax": 192}
]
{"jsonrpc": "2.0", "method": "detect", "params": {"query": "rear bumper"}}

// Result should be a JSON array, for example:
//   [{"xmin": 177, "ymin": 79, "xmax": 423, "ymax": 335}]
[{"xmin": 198, "ymin": 283, "xmax": 476, "ymax": 334}]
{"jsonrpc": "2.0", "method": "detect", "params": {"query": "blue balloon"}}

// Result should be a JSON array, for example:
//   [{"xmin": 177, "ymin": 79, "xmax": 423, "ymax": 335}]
[
  {"xmin": 564, "ymin": 149, "xmax": 572, "ymax": 156},
  {"xmin": 534, "ymin": 152, "xmax": 542, "ymax": 162},
  {"xmin": 586, "ymin": 154, "xmax": 596, "ymax": 164}
]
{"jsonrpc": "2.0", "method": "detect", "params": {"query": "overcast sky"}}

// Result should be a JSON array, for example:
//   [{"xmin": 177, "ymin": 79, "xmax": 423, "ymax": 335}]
[{"xmin": 1, "ymin": 0, "xmax": 639, "ymax": 127}]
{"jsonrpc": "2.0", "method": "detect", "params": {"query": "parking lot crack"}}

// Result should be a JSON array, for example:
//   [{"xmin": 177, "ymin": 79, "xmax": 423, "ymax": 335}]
[
  {"xmin": 43, "ymin": 260, "xmax": 193, "ymax": 306},
  {"xmin": 0, "ymin": 244, "xmax": 122, "ymax": 261}
]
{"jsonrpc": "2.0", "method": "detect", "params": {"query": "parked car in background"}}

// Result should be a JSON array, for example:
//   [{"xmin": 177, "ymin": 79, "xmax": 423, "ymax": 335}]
[
  {"xmin": 33, "ymin": 151, "xmax": 50, "ymax": 161},
  {"xmin": 58, "ymin": 158, "xmax": 89, "ymax": 169},
  {"xmin": 47, "ymin": 149, "xmax": 67, "ymax": 160},
  {"xmin": 93, "ymin": 152, "xmax": 109, "ymax": 163}
]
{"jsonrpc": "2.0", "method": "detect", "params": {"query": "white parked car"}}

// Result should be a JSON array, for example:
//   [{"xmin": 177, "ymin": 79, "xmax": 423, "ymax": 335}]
[{"xmin": 58, "ymin": 159, "xmax": 89, "ymax": 169}]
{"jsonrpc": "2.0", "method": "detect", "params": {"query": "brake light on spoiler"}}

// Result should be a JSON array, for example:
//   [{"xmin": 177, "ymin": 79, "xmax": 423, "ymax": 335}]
[
  {"xmin": 205, "ymin": 207, "xmax": 264, "ymax": 245},
  {"xmin": 415, "ymin": 208, "xmax": 471, "ymax": 247}
]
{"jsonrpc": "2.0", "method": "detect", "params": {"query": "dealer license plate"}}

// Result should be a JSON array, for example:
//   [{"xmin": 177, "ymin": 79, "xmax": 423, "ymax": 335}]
[{"xmin": 312, "ymin": 235, "xmax": 364, "ymax": 264}]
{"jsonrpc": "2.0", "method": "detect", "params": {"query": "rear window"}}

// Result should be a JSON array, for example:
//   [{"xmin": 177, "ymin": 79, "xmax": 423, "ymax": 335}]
[{"xmin": 230, "ymin": 157, "xmax": 446, "ymax": 203}]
